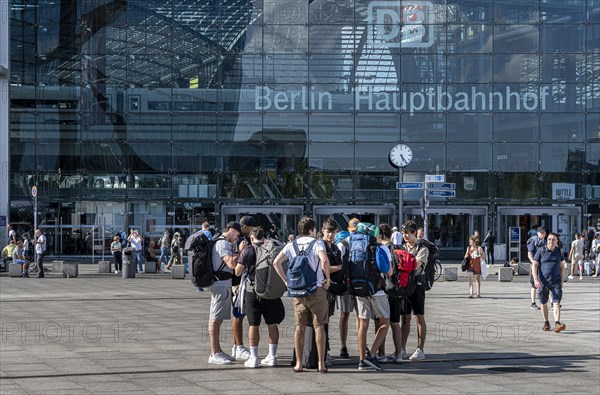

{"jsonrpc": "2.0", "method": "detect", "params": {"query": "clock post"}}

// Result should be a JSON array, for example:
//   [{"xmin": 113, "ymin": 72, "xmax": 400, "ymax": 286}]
[
  {"xmin": 398, "ymin": 166, "xmax": 403, "ymax": 226},
  {"xmin": 389, "ymin": 144, "xmax": 413, "ymax": 226}
]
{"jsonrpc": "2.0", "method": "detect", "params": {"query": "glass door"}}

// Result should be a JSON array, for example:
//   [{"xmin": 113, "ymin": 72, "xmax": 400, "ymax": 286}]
[
  {"xmin": 313, "ymin": 206, "xmax": 395, "ymax": 233},
  {"xmin": 221, "ymin": 205, "xmax": 304, "ymax": 241},
  {"xmin": 406, "ymin": 207, "xmax": 488, "ymax": 260}
]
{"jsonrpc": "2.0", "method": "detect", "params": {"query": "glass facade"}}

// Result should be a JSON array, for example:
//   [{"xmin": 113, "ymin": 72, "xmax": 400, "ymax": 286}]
[{"xmin": 6, "ymin": 0, "xmax": 600, "ymax": 258}]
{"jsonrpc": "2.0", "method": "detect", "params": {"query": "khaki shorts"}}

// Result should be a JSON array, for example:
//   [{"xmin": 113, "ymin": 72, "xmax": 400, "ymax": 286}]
[
  {"xmin": 293, "ymin": 287, "xmax": 329, "ymax": 327},
  {"xmin": 355, "ymin": 293, "xmax": 390, "ymax": 320},
  {"xmin": 210, "ymin": 286, "xmax": 232, "ymax": 321}
]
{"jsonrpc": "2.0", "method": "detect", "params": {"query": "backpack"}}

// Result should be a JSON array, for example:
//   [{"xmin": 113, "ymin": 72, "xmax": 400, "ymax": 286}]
[
  {"xmin": 415, "ymin": 239, "xmax": 439, "ymax": 291},
  {"xmin": 251, "ymin": 240, "xmax": 286, "ymax": 299},
  {"xmin": 185, "ymin": 232, "xmax": 228, "ymax": 288},
  {"xmin": 286, "ymin": 239, "xmax": 319, "ymax": 298},
  {"xmin": 325, "ymin": 241, "xmax": 347, "ymax": 296},
  {"xmin": 347, "ymin": 233, "xmax": 378, "ymax": 297},
  {"xmin": 387, "ymin": 244, "xmax": 419, "ymax": 299}
]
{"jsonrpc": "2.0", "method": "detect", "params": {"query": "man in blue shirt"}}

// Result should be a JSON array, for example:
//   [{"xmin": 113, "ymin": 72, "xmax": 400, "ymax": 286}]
[
  {"xmin": 527, "ymin": 227, "xmax": 546, "ymax": 310},
  {"xmin": 531, "ymin": 232, "xmax": 567, "ymax": 333}
]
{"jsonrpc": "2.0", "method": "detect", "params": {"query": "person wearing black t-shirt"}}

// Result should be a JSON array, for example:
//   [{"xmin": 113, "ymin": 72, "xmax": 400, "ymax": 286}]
[{"xmin": 235, "ymin": 226, "xmax": 285, "ymax": 368}]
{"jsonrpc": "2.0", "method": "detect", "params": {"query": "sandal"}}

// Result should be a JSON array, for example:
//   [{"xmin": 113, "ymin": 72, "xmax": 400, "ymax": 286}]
[
  {"xmin": 542, "ymin": 322, "xmax": 551, "ymax": 331},
  {"xmin": 293, "ymin": 367, "xmax": 303, "ymax": 373},
  {"xmin": 318, "ymin": 368, "xmax": 328, "ymax": 374}
]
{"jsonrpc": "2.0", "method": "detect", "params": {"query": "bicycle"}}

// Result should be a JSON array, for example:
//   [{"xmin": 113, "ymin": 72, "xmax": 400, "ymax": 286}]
[{"xmin": 434, "ymin": 259, "xmax": 443, "ymax": 281}]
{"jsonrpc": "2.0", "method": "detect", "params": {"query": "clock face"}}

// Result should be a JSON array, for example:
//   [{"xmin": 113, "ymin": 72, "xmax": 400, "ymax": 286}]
[{"xmin": 389, "ymin": 144, "xmax": 413, "ymax": 168}]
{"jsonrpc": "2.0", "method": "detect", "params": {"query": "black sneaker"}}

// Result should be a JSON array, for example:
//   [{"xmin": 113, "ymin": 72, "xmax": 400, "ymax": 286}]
[
  {"xmin": 363, "ymin": 355, "xmax": 383, "ymax": 371},
  {"xmin": 542, "ymin": 321, "xmax": 551, "ymax": 331},
  {"xmin": 340, "ymin": 347, "xmax": 349, "ymax": 358},
  {"xmin": 530, "ymin": 303, "xmax": 540, "ymax": 310}
]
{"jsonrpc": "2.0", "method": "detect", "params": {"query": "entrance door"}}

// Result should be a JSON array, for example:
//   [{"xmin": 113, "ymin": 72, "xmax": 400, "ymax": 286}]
[
  {"xmin": 497, "ymin": 206, "xmax": 581, "ymax": 260},
  {"xmin": 313, "ymin": 206, "xmax": 395, "ymax": 233},
  {"xmin": 221, "ymin": 205, "xmax": 304, "ymax": 241},
  {"xmin": 406, "ymin": 206, "xmax": 488, "ymax": 260}
]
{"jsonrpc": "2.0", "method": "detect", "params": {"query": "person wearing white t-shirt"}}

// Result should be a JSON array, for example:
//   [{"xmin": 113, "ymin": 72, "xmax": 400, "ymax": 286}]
[
  {"xmin": 34, "ymin": 229, "xmax": 46, "ymax": 278},
  {"xmin": 391, "ymin": 227, "xmax": 403, "ymax": 245},
  {"xmin": 273, "ymin": 216, "xmax": 330, "ymax": 373}
]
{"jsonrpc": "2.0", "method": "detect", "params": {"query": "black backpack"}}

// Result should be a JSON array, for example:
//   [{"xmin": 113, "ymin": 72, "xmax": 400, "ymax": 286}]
[
  {"xmin": 415, "ymin": 239, "xmax": 439, "ymax": 291},
  {"xmin": 325, "ymin": 241, "xmax": 347, "ymax": 296},
  {"xmin": 185, "ymin": 232, "xmax": 229, "ymax": 288}
]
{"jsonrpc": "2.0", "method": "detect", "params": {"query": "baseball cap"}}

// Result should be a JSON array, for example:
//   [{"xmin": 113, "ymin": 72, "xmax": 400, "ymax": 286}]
[
  {"xmin": 392, "ymin": 226, "xmax": 398, "ymax": 231},
  {"xmin": 225, "ymin": 221, "xmax": 242, "ymax": 234},
  {"xmin": 239, "ymin": 215, "xmax": 257, "ymax": 227},
  {"xmin": 348, "ymin": 218, "xmax": 360, "ymax": 232}
]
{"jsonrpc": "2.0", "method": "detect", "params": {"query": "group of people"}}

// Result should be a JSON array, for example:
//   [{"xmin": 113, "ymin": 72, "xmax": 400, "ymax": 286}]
[
  {"xmin": 109, "ymin": 225, "xmax": 206, "ymax": 274},
  {"xmin": 567, "ymin": 230, "xmax": 600, "ymax": 279},
  {"xmin": 203, "ymin": 215, "xmax": 432, "ymax": 372},
  {"xmin": 1, "ymin": 225, "xmax": 47, "ymax": 278}
]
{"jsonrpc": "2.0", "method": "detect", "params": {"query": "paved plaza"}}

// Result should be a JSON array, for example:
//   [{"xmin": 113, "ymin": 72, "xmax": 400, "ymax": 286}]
[{"xmin": 0, "ymin": 265, "xmax": 599, "ymax": 394}]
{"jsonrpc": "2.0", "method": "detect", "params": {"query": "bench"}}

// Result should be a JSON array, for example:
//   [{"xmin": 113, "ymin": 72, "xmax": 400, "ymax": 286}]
[
  {"xmin": 9, "ymin": 263, "xmax": 22, "ymax": 277},
  {"xmin": 171, "ymin": 265, "xmax": 186, "ymax": 279},
  {"xmin": 63, "ymin": 262, "xmax": 78, "ymax": 278},
  {"xmin": 444, "ymin": 266, "xmax": 458, "ymax": 281},
  {"xmin": 98, "ymin": 260, "xmax": 112, "ymax": 273},
  {"xmin": 498, "ymin": 267, "xmax": 513, "ymax": 282}
]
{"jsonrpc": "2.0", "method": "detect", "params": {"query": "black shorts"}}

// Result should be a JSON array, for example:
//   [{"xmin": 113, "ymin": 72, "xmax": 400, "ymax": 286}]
[
  {"xmin": 245, "ymin": 291, "xmax": 285, "ymax": 326},
  {"xmin": 394, "ymin": 285, "xmax": 426, "ymax": 317}
]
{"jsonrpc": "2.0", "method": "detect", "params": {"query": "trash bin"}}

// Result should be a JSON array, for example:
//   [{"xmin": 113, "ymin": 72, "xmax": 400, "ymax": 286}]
[{"xmin": 122, "ymin": 247, "xmax": 136, "ymax": 279}]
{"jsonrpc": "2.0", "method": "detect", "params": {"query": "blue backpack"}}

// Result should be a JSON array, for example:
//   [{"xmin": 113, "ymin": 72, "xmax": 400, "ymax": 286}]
[
  {"xmin": 286, "ymin": 239, "xmax": 319, "ymax": 298},
  {"xmin": 348, "ymin": 233, "xmax": 377, "ymax": 297}
]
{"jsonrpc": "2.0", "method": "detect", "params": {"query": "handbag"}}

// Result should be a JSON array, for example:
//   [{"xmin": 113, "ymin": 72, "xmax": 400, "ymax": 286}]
[
  {"xmin": 460, "ymin": 257, "xmax": 470, "ymax": 272},
  {"xmin": 481, "ymin": 262, "xmax": 489, "ymax": 280}
]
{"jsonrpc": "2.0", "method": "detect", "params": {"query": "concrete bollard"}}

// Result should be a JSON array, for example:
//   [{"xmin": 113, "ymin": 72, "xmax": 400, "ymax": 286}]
[
  {"xmin": 62, "ymin": 262, "xmax": 79, "ymax": 278},
  {"xmin": 444, "ymin": 267, "xmax": 458, "ymax": 281},
  {"xmin": 145, "ymin": 261, "xmax": 158, "ymax": 273},
  {"xmin": 98, "ymin": 260, "xmax": 112, "ymax": 273},
  {"xmin": 498, "ymin": 267, "xmax": 513, "ymax": 282},
  {"xmin": 171, "ymin": 265, "xmax": 186, "ymax": 279},
  {"xmin": 52, "ymin": 261, "xmax": 64, "ymax": 273},
  {"xmin": 517, "ymin": 262, "xmax": 531, "ymax": 276},
  {"xmin": 9, "ymin": 263, "xmax": 22, "ymax": 277}
]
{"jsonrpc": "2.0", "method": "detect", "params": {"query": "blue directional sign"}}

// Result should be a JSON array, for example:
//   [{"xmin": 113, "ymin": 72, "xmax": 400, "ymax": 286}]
[
  {"xmin": 427, "ymin": 182, "xmax": 456, "ymax": 190},
  {"xmin": 397, "ymin": 182, "xmax": 424, "ymax": 189},
  {"xmin": 428, "ymin": 190, "xmax": 456, "ymax": 198},
  {"xmin": 425, "ymin": 174, "xmax": 445, "ymax": 183}
]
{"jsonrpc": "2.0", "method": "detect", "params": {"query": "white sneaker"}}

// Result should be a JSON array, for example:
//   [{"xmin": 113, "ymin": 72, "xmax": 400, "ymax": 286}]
[
  {"xmin": 115, "ymin": 270, "xmax": 119, "ymax": 274},
  {"xmin": 399, "ymin": 348, "xmax": 407, "ymax": 359},
  {"xmin": 244, "ymin": 357, "xmax": 259, "ymax": 368},
  {"xmin": 376, "ymin": 353, "xmax": 389, "ymax": 363},
  {"xmin": 409, "ymin": 348, "xmax": 425, "ymax": 361},
  {"xmin": 568, "ymin": 275, "xmax": 574, "ymax": 279},
  {"xmin": 233, "ymin": 346, "xmax": 251, "ymax": 361},
  {"xmin": 208, "ymin": 352, "xmax": 233, "ymax": 365},
  {"xmin": 393, "ymin": 354, "xmax": 404, "ymax": 364},
  {"xmin": 221, "ymin": 351, "xmax": 235, "ymax": 362},
  {"xmin": 260, "ymin": 354, "xmax": 278, "ymax": 366}
]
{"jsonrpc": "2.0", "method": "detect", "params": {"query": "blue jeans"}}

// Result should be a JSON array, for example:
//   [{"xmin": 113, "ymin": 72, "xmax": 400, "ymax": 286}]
[
  {"xmin": 159, "ymin": 246, "xmax": 169, "ymax": 264},
  {"xmin": 135, "ymin": 250, "xmax": 143, "ymax": 272}
]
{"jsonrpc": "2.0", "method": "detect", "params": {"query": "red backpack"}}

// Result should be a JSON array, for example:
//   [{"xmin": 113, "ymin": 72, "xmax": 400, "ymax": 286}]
[{"xmin": 387, "ymin": 245, "xmax": 418, "ymax": 299}]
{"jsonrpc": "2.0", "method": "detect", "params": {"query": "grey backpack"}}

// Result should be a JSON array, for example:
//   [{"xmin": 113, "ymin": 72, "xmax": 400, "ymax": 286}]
[{"xmin": 252, "ymin": 240, "xmax": 286, "ymax": 299}]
